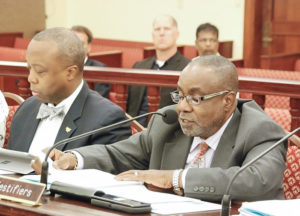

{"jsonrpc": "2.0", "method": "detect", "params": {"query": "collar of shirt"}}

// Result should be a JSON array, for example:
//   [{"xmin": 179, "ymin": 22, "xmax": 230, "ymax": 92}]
[
  {"xmin": 46, "ymin": 79, "xmax": 84, "ymax": 117},
  {"xmin": 190, "ymin": 113, "xmax": 234, "ymax": 152},
  {"xmin": 84, "ymin": 56, "xmax": 88, "ymax": 64},
  {"xmin": 155, "ymin": 59, "xmax": 165, "ymax": 68},
  {"xmin": 154, "ymin": 51, "xmax": 179, "ymax": 69}
]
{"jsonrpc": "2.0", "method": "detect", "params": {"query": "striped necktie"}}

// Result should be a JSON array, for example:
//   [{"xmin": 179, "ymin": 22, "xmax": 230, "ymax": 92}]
[{"xmin": 191, "ymin": 142, "xmax": 209, "ymax": 168}]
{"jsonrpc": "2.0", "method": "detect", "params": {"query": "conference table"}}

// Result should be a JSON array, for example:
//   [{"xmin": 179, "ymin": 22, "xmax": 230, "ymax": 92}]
[
  {"xmin": 0, "ymin": 174, "xmax": 240, "ymax": 215},
  {"xmin": 0, "ymin": 191, "xmax": 241, "ymax": 216}
]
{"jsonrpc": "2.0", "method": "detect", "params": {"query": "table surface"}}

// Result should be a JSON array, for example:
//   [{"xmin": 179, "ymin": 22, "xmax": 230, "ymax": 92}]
[
  {"xmin": 0, "ymin": 193, "xmax": 241, "ymax": 216},
  {"xmin": 0, "ymin": 174, "xmax": 240, "ymax": 216}
]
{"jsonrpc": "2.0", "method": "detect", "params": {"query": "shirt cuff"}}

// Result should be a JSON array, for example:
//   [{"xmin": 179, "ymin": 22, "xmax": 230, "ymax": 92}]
[
  {"xmin": 181, "ymin": 168, "xmax": 189, "ymax": 189},
  {"xmin": 70, "ymin": 150, "xmax": 84, "ymax": 170}
]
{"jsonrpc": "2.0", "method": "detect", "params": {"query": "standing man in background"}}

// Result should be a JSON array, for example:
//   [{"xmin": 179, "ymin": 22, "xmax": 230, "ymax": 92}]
[
  {"xmin": 127, "ymin": 14, "xmax": 190, "ymax": 126},
  {"xmin": 71, "ymin": 26, "xmax": 110, "ymax": 98},
  {"xmin": 194, "ymin": 23, "xmax": 219, "ymax": 57}
]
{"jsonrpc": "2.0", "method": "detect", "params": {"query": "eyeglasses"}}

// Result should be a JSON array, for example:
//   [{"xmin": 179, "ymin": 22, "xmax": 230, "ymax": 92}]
[
  {"xmin": 170, "ymin": 90, "xmax": 229, "ymax": 105},
  {"xmin": 197, "ymin": 38, "xmax": 218, "ymax": 44}
]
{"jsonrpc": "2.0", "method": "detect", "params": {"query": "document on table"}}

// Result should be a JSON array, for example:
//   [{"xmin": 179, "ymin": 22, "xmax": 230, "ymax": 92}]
[
  {"xmin": 21, "ymin": 169, "xmax": 221, "ymax": 214},
  {"xmin": 238, "ymin": 199, "xmax": 300, "ymax": 216}
]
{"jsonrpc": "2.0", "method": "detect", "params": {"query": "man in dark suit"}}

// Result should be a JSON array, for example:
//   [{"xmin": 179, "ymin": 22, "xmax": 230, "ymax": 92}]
[
  {"xmin": 38, "ymin": 56, "xmax": 286, "ymax": 202},
  {"xmin": 8, "ymin": 27, "xmax": 131, "ymax": 156},
  {"xmin": 71, "ymin": 26, "xmax": 110, "ymax": 98},
  {"xmin": 127, "ymin": 15, "xmax": 190, "ymax": 126}
]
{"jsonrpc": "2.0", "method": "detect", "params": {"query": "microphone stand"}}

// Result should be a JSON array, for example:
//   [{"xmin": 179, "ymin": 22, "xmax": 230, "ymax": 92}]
[
  {"xmin": 40, "ymin": 111, "xmax": 166, "ymax": 186},
  {"xmin": 220, "ymin": 127, "xmax": 300, "ymax": 216}
]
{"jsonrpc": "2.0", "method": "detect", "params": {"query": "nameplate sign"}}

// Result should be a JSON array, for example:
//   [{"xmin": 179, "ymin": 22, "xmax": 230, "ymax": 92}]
[{"xmin": 0, "ymin": 175, "xmax": 45, "ymax": 206}]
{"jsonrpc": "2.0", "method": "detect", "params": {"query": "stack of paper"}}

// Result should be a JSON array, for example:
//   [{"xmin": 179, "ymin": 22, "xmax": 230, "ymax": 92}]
[
  {"xmin": 238, "ymin": 199, "xmax": 300, "ymax": 216},
  {"xmin": 21, "ymin": 169, "xmax": 221, "ymax": 214}
]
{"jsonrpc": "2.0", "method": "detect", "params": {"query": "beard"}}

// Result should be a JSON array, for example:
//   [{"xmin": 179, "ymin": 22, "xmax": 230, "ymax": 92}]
[{"xmin": 179, "ymin": 113, "xmax": 226, "ymax": 138}]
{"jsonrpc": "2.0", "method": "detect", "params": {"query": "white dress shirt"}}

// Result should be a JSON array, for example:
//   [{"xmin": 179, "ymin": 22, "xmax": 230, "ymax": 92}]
[
  {"xmin": 75, "ymin": 114, "xmax": 234, "ymax": 178},
  {"xmin": 181, "ymin": 114, "xmax": 233, "ymax": 188},
  {"xmin": 29, "ymin": 80, "xmax": 84, "ymax": 157},
  {"xmin": 0, "ymin": 91, "xmax": 8, "ymax": 147}
]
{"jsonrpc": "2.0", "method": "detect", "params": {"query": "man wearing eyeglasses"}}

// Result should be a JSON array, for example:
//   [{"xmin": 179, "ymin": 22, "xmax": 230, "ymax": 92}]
[
  {"xmin": 34, "ymin": 55, "xmax": 286, "ymax": 202},
  {"xmin": 194, "ymin": 23, "xmax": 219, "ymax": 57}
]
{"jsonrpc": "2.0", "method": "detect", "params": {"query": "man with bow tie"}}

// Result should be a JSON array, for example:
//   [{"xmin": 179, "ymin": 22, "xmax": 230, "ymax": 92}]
[{"xmin": 7, "ymin": 27, "xmax": 131, "ymax": 156}]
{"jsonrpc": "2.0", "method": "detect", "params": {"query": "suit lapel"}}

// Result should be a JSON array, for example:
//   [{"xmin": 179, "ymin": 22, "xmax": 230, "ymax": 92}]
[
  {"xmin": 23, "ymin": 103, "xmax": 41, "ymax": 152},
  {"xmin": 55, "ymin": 82, "xmax": 89, "ymax": 150},
  {"xmin": 160, "ymin": 130, "xmax": 193, "ymax": 169},
  {"xmin": 162, "ymin": 52, "xmax": 182, "ymax": 70},
  {"xmin": 211, "ymin": 108, "xmax": 241, "ymax": 168}
]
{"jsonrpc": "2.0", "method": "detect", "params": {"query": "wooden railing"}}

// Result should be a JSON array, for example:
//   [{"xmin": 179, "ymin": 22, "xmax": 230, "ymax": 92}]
[
  {"xmin": 0, "ymin": 60, "xmax": 299, "ymax": 133},
  {"xmin": 261, "ymin": 52, "xmax": 300, "ymax": 70}
]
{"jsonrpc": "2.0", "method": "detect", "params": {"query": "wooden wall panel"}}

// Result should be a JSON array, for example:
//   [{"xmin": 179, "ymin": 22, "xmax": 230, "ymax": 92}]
[{"xmin": 0, "ymin": 0, "xmax": 45, "ymax": 38}]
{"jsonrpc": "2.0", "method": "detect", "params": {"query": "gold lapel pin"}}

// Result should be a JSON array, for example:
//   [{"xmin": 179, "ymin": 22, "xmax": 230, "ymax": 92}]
[{"xmin": 65, "ymin": 126, "xmax": 72, "ymax": 133}]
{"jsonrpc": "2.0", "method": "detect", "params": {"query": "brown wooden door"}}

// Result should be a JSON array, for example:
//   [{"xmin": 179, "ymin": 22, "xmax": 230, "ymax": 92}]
[{"xmin": 244, "ymin": 0, "xmax": 300, "ymax": 70}]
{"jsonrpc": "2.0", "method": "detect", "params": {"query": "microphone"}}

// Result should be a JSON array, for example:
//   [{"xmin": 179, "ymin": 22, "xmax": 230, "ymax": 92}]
[
  {"xmin": 220, "ymin": 127, "xmax": 300, "ymax": 216},
  {"xmin": 40, "ymin": 109, "xmax": 178, "ymax": 186}
]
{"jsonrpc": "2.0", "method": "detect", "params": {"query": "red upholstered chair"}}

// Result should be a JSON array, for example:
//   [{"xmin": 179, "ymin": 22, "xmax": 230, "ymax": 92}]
[
  {"xmin": 3, "ymin": 92, "xmax": 24, "ymax": 149},
  {"xmin": 125, "ymin": 113, "xmax": 145, "ymax": 135},
  {"xmin": 4, "ymin": 105, "xmax": 19, "ymax": 149},
  {"xmin": 294, "ymin": 59, "xmax": 300, "ymax": 72},
  {"xmin": 283, "ymin": 144, "xmax": 300, "ymax": 199},
  {"xmin": 238, "ymin": 68, "xmax": 300, "ymax": 109},
  {"xmin": 264, "ymin": 106, "xmax": 300, "ymax": 199},
  {"xmin": 264, "ymin": 108, "xmax": 291, "ymax": 131}
]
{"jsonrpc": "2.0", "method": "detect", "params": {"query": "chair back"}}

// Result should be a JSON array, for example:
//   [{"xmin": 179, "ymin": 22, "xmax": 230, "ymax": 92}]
[
  {"xmin": 283, "ymin": 144, "xmax": 300, "ymax": 199},
  {"xmin": 125, "ymin": 113, "xmax": 145, "ymax": 134},
  {"xmin": 3, "ymin": 92, "xmax": 24, "ymax": 148}
]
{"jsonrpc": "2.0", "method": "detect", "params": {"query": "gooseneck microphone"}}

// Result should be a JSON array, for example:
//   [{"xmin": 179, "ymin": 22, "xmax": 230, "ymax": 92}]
[
  {"xmin": 40, "ymin": 109, "xmax": 178, "ymax": 186},
  {"xmin": 220, "ymin": 127, "xmax": 300, "ymax": 216}
]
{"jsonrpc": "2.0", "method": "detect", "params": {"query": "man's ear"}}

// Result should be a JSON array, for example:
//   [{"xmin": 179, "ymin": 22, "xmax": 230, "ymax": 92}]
[
  {"xmin": 87, "ymin": 43, "xmax": 92, "ymax": 55},
  {"xmin": 223, "ymin": 92, "xmax": 236, "ymax": 111},
  {"xmin": 65, "ymin": 65, "xmax": 79, "ymax": 81}
]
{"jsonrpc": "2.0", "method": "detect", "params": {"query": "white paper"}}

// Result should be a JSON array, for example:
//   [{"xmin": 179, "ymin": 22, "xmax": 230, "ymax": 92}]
[
  {"xmin": 21, "ymin": 169, "xmax": 221, "ymax": 214},
  {"xmin": 21, "ymin": 169, "xmax": 142, "ymax": 189},
  {"xmin": 0, "ymin": 170, "xmax": 14, "ymax": 175},
  {"xmin": 238, "ymin": 199, "xmax": 300, "ymax": 216},
  {"xmin": 152, "ymin": 200, "xmax": 221, "ymax": 214}
]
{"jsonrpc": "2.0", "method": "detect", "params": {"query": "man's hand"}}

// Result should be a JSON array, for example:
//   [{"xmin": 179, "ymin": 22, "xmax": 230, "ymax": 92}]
[
  {"xmin": 115, "ymin": 169, "xmax": 174, "ymax": 189},
  {"xmin": 30, "ymin": 149, "xmax": 78, "ymax": 174}
]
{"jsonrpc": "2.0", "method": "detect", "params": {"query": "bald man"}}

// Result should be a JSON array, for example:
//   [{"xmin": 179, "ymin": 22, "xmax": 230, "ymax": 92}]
[
  {"xmin": 36, "ymin": 55, "xmax": 286, "ymax": 202},
  {"xmin": 127, "ymin": 14, "xmax": 190, "ymax": 126},
  {"xmin": 8, "ymin": 27, "xmax": 131, "ymax": 155}
]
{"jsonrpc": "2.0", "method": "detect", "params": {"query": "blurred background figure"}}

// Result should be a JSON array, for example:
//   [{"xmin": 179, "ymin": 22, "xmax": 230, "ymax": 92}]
[
  {"xmin": 71, "ymin": 25, "xmax": 110, "ymax": 98},
  {"xmin": 195, "ymin": 23, "xmax": 219, "ymax": 57}
]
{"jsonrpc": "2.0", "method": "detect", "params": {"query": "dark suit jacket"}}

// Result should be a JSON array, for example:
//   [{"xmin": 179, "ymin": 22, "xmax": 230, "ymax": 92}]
[
  {"xmin": 85, "ymin": 58, "xmax": 110, "ymax": 99},
  {"xmin": 76, "ymin": 100, "xmax": 287, "ymax": 202},
  {"xmin": 127, "ymin": 51, "xmax": 190, "ymax": 120},
  {"xmin": 7, "ymin": 82, "xmax": 131, "ymax": 152}
]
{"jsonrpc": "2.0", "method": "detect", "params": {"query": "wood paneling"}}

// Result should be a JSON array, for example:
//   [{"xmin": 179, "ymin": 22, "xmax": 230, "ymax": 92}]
[
  {"xmin": 0, "ymin": 0, "xmax": 45, "ymax": 38},
  {"xmin": 0, "ymin": 61, "xmax": 299, "ymax": 134},
  {"xmin": 243, "ymin": 0, "xmax": 263, "ymax": 68}
]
